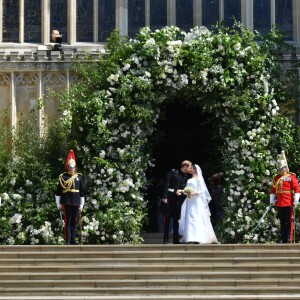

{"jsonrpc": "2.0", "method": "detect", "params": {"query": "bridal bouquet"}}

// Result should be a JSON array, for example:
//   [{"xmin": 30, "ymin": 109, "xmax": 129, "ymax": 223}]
[{"xmin": 183, "ymin": 187, "xmax": 194, "ymax": 197}]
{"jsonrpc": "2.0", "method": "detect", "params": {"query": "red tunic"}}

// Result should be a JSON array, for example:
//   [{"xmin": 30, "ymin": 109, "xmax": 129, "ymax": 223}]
[{"xmin": 270, "ymin": 172, "xmax": 300, "ymax": 207}]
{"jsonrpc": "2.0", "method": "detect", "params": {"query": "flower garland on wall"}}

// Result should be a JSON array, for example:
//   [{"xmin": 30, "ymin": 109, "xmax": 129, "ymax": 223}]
[{"xmin": 0, "ymin": 23, "xmax": 299, "ymax": 244}]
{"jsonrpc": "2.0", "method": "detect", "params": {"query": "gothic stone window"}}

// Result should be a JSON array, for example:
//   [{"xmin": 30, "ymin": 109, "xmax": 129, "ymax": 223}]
[
  {"xmin": 150, "ymin": 0, "xmax": 167, "ymax": 31},
  {"xmin": 25, "ymin": 0, "xmax": 41, "ymax": 43},
  {"xmin": 3, "ymin": 0, "xmax": 19, "ymax": 42},
  {"xmin": 276, "ymin": 0, "xmax": 293, "ymax": 40},
  {"xmin": 128, "ymin": 0, "xmax": 145, "ymax": 38},
  {"xmin": 98, "ymin": 0, "xmax": 116, "ymax": 42},
  {"xmin": 254, "ymin": 0, "xmax": 271, "ymax": 36},
  {"xmin": 51, "ymin": 0, "xmax": 68, "ymax": 41},
  {"xmin": 77, "ymin": 0, "xmax": 93, "ymax": 42},
  {"xmin": 202, "ymin": 0, "xmax": 219, "ymax": 30},
  {"xmin": 224, "ymin": 0, "xmax": 241, "ymax": 27},
  {"xmin": 176, "ymin": 0, "xmax": 193, "ymax": 32}
]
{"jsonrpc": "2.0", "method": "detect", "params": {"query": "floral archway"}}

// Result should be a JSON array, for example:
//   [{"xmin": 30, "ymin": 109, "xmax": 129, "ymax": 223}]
[{"xmin": 0, "ymin": 24, "xmax": 299, "ymax": 244}]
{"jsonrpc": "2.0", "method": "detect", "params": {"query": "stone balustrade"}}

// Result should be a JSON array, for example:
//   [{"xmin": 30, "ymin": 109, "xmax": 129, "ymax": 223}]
[{"xmin": 0, "ymin": 47, "xmax": 104, "ymax": 71}]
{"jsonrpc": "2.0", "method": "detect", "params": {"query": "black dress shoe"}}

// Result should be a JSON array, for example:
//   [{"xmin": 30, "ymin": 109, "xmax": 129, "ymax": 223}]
[
  {"xmin": 163, "ymin": 239, "xmax": 169, "ymax": 244},
  {"xmin": 173, "ymin": 235, "xmax": 179, "ymax": 244}
]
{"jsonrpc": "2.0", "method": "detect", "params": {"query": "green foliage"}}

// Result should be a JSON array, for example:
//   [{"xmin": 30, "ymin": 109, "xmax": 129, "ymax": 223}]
[
  {"xmin": 0, "ymin": 110, "xmax": 12, "ymax": 173},
  {"xmin": 0, "ymin": 113, "xmax": 63, "ymax": 244},
  {"xmin": 0, "ymin": 23, "xmax": 300, "ymax": 244}
]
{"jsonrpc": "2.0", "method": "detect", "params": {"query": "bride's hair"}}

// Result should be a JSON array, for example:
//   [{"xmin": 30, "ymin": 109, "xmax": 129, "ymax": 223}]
[{"xmin": 192, "ymin": 164, "xmax": 197, "ymax": 174}]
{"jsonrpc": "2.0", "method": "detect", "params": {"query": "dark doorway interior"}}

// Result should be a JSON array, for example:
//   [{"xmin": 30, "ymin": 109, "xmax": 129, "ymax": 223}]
[
  {"xmin": 145, "ymin": 102, "xmax": 221, "ymax": 232},
  {"xmin": 153, "ymin": 103, "xmax": 215, "ymax": 176}
]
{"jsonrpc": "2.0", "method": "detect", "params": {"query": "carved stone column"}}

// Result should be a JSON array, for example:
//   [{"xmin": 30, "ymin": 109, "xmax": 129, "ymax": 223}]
[
  {"xmin": 19, "ymin": 0, "xmax": 24, "ymax": 43},
  {"xmin": 270, "ymin": 0, "xmax": 275, "ymax": 26},
  {"xmin": 11, "ymin": 71, "xmax": 17, "ymax": 129},
  {"xmin": 193, "ymin": 0, "xmax": 202, "ymax": 27},
  {"xmin": 42, "ymin": 0, "xmax": 50, "ymax": 44},
  {"xmin": 0, "ymin": 0, "xmax": 2, "ymax": 43},
  {"xmin": 167, "ymin": 0, "xmax": 176, "ymax": 26},
  {"xmin": 68, "ymin": 0, "xmax": 76, "ymax": 45},
  {"xmin": 145, "ymin": 0, "xmax": 150, "ymax": 27},
  {"xmin": 93, "ymin": 0, "xmax": 98, "ymax": 42},
  {"xmin": 219, "ymin": 0, "xmax": 224, "ymax": 22},
  {"xmin": 293, "ymin": 0, "xmax": 300, "ymax": 43},
  {"xmin": 116, "ymin": 0, "xmax": 128, "ymax": 36},
  {"xmin": 241, "ymin": 0, "xmax": 253, "ymax": 32}
]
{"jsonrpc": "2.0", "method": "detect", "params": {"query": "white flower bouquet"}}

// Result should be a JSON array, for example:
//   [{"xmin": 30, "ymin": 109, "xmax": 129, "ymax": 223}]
[{"xmin": 183, "ymin": 187, "xmax": 194, "ymax": 197}]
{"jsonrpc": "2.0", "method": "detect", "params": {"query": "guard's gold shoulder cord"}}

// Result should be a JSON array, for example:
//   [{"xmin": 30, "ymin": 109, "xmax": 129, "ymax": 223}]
[{"xmin": 59, "ymin": 173, "xmax": 78, "ymax": 193}]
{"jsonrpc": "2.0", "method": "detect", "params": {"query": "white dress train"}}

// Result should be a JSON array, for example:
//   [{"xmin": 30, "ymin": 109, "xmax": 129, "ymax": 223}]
[{"xmin": 178, "ymin": 177, "xmax": 218, "ymax": 244}]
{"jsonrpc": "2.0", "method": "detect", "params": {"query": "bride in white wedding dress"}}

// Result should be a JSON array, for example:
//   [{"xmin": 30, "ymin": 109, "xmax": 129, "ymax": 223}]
[{"xmin": 178, "ymin": 164, "xmax": 219, "ymax": 244}]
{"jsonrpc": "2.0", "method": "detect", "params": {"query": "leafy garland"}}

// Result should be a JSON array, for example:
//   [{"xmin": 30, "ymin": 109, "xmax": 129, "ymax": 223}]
[{"xmin": 0, "ymin": 23, "xmax": 299, "ymax": 244}]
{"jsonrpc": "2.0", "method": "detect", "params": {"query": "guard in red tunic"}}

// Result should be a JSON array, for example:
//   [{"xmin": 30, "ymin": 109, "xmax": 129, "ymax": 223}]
[
  {"xmin": 270, "ymin": 155, "xmax": 300, "ymax": 243},
  {"xmin": 55, "ymin": 150, "xmax": 85, "ymax": 245}
]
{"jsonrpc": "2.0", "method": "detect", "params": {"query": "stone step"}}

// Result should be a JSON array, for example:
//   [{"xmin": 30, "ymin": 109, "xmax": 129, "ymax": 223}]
[
  {"xmin": 1, "ymin": 256, "xmax": 300, "ymax": 265},
  {"xmin": 1, "ymin": 243, "xmax": 300, "ymax": 252},
  {"xmin": 1, "ymin": 248, "xmax": 300, "ymax": 259},
  {"xmin": 1, "ymin": 243, "xmax": 300, "ymax": 298},
  {"xmin": 0, "ymin": 263, "xmax": 298, "ymax": 272},
  {"xmin": 0, "ymin": 278, "xmax": 299, "ymax": 288},
  {"xmin": 1, "ymin": 286, "xmax": 300, "ymax": 296},
  {"xmin": 0, "ymin": 270, "xmax": 299, "ymax": 280},
  {"xmin": 0, "ymin": 296, "xmax": 300, "ymax": 300}
]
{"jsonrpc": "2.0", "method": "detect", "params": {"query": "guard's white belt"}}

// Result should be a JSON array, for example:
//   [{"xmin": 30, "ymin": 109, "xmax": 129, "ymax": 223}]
[{"xmin": 168, "ymin": 188, "xmax": 175, "ymax": 192}]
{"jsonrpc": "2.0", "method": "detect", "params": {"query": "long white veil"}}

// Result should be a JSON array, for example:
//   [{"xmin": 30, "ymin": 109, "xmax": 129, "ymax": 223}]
[
  {"xmin": 195, "ymin": 164, "xmax": 212, "ymax": 205},
  {"xmin": 178, "ymin": 163, "xmax": 215, "ymax": 239}
]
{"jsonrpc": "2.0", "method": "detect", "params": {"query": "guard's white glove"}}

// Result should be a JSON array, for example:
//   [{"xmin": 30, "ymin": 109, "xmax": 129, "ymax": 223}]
[
  {"xmin": 55, "ymin": 195, "xmax": 62, "ymax": 210},
  {"xmin": 270, "ymin": 194, "xmax": 276, "ymax": 206},
  {"xmin": 294, "ymin": 193, "xmax": 300, "ymax": 206},
  {"xmin": 79, "ymin": 197, "xmax": 85, "ymax": 212}
]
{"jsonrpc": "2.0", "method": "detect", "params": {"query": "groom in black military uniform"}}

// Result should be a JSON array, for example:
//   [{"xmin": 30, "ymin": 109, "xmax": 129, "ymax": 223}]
[
  {"xmin": 55, "ymin": 150, "xmax": 85, "ymax": 245},
  {"xmin": 162, "ymin": 160, "xmax": 192, "ymax": 244}
]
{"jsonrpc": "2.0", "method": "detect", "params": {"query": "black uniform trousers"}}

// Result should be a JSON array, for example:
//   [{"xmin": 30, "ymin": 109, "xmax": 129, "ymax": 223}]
[
  {"xmin": 277, "ymin": 206, "xmax": 292, "ymax": 243},
  {"xmin": 163, "ymin": 192, "xmax": 185, "ymax": 244},
  {"xmin": 64, "ymin": 204, "xmax": 80, "ymax": 244}
]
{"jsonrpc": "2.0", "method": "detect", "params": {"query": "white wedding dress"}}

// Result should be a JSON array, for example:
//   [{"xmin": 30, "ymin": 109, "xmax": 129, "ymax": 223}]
[{"xmin": 179, "ymin": 166, "xmax": 218, "ymax": 244}]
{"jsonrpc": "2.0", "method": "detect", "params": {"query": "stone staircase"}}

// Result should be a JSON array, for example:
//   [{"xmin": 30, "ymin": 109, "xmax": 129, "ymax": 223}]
[{"xmin": 0, "ymin": 237, "xmax": 300, "ymax": 300}]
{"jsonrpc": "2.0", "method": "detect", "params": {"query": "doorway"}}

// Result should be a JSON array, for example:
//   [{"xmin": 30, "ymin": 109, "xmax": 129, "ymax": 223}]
[{"xmin": 145, "ymin": 102, "xmax": 221, "ymax": 232}]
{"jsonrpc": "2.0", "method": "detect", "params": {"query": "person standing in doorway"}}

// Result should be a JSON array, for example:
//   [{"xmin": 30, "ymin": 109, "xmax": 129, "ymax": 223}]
[
  {"xmin": 161, "ymin": 160, "xmax": 192, "ymax": 244},
  {"xmin": 209, "ymin": 172, "xmax": 224, "ymax": 224},
  {"xmin": 55, "ymin": 149, "xmax": 85, "ymax": 245}
]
